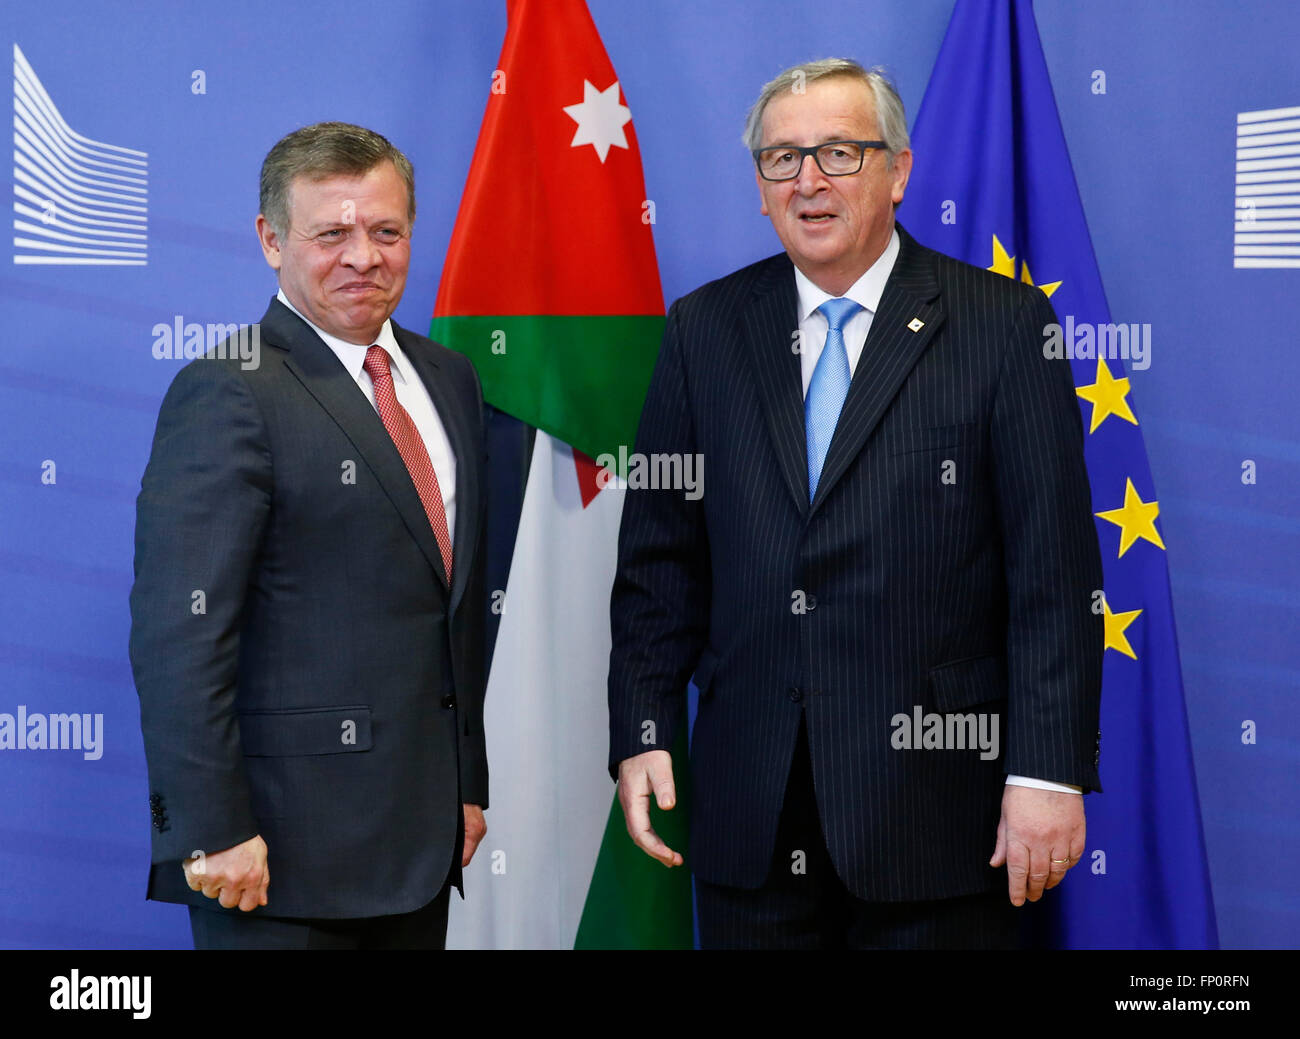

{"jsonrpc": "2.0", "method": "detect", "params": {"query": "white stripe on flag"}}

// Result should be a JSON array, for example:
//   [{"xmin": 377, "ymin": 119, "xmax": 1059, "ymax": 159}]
[{"xmin": 446, "ymin": 432, "xmax": 624, "ymax": 949}]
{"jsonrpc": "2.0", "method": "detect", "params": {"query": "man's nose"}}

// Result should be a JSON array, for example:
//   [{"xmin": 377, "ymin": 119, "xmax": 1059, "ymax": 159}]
[
  {"xmin": 793, "ymin": 152, "xmax": 828, "ymax": 194},
  {"xmin": 341, "ymin": 230, "xmax": 381, "ymax": 269}
]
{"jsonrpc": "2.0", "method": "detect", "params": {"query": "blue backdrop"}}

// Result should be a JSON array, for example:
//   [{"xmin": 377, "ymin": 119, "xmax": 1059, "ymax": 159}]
[{"xmin": 0, "ymin": 0, "xmax": 1295, "ymax": 949}]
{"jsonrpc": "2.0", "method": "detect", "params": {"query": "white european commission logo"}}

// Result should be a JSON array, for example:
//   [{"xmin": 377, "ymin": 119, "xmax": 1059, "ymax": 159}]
[
  {"xmin": 12, "ymin": 43, "xmax": 148, "ymax": 265},
  {"xmin": 1234, "ymin": 104, "xmax": 1300, "ymax": 269}
]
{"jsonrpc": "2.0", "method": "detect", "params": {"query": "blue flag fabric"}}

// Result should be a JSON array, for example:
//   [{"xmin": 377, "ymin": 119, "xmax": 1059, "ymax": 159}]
[{"xmin": 903, "ymin": 0, "xmax": 1217, "ymax": 948}]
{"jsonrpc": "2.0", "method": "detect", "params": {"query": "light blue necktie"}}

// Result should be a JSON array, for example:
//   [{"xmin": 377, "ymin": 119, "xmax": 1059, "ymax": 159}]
[{"xmin": 805, "ymin": 297, "xmax": 862, "ymax": 499}]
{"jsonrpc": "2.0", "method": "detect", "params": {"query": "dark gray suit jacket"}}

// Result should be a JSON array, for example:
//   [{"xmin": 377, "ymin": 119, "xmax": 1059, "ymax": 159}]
[
  {"xmin": 130, "ymin": 297, "xmax": 488, "ymax": 919},
  {"xmin": 608, "ymin": 224, "xmax": 1103, "ymax": 901}
]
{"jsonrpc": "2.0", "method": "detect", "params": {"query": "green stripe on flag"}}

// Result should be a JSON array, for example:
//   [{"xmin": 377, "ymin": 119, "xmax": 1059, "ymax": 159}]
[
  {"xmin": 574, "ymin": 725, "xmax": 694, "ymax": 949},
  {"xmin": 430, "ymin": 314, "xmax": 663, "ymax": 464}
]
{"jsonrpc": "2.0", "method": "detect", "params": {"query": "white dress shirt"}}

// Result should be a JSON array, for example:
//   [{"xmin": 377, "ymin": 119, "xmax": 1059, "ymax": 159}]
[
  {"xmin": 276, "ymin": 290, "xmax": 456, "ymax": 548},
  {"xmin": 795, "ymin": 228, "xmax": 900, "ymax": 397},
  {"xmin": 790, "ymin": 232, "xmax": 1079, "ymax": 796}
]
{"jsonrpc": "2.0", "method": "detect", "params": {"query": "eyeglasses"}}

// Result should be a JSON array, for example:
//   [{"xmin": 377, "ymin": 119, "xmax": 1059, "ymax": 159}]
[{"xmin": 752, "ymin": 140, "xmax": 888, "ymax": 181}]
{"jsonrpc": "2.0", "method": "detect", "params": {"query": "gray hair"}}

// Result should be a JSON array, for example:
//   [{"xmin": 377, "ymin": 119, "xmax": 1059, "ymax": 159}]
[
  {"xmin": 742, "ymin": 59, "xmax": 909, "ymax": 167},
  {"xmin": 259, "ymin": 121, "xmax": 415, "ymax": 236}
]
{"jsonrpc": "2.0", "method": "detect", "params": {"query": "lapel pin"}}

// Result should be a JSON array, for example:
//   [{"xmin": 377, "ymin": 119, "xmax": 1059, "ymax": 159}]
[{"xmin": 907, "ymin": 318, "xmax": 925, "ymax": 333}]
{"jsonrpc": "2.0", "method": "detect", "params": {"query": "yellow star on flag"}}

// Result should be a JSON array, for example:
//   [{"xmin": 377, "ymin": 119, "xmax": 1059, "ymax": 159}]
[
  {"xmin": 1096, "ymin": 478, "xmax": 1166, "ymax": 557},
  {"xmin": 987, "ymin": 234, "xmax": 1062, "ymax": 298},
  {"xmin": 1018, "ymin": 258, "xmax": 1062, "ymax": 298},
  {"xmin": 1103, "ymin": 598, "xmax": 1142, "ymax": 659},
  {"xmin": 988, "ymin": 234, "xmax": 1016, "ymax": 278},
  {"xmin": 1076, "ymin": 358, "xmax": 1138, "ymax": 434}
]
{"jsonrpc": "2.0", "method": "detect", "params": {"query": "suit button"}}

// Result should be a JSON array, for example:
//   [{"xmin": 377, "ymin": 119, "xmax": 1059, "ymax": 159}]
[
  {"xmin": 787, "ymin": 686, "xmax": 803, "ymax": 703},
  {"xmin": 805, "ymin": 594, "xmax": 817, "ymax": 611},
  {"xmin": 440, "ymin": 693, "xmax": 457, "ymax": 709}
]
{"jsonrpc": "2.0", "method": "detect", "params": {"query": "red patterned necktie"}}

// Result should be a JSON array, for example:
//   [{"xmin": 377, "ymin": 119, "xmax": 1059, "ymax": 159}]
[{"xmin": 362, "ymin": 345, "xmax": 453, "ymax": 582}]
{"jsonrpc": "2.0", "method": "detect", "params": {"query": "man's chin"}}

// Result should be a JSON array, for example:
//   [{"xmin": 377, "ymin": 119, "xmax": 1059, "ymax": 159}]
[
  {"xmin": 328, "ymin": 306, "xmax": 394, "ymax": 343},
  {"xmin": 788, "ymin": 245, "xmax": 846, "ymax": 278}
]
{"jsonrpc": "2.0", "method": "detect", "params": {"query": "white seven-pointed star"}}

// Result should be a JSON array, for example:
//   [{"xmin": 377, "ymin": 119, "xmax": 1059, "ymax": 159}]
[{"xmin": 563, "ymin": 80, "xmax": 631, "ymax": 163}]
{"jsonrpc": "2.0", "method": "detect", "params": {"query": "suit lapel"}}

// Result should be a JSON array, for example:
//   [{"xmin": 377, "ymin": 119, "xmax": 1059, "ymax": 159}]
[
  {"xmin": 398, "ymin": 323, "xmax": 480, "ymax": 616},
  {"xmin": 260, "ymin": 299, "xmax": 452, "ymax": 593},
  {"xmin": 810, "ymin": 225, "xmax": 946, "ymax": 515},
  {"xmin": 741, "ymin": 255, "xmax": 811, "ymax": 514}
]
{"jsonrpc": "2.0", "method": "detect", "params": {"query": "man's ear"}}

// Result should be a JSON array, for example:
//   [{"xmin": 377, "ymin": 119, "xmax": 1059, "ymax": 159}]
[
  {"xmin": 890, "ymin": 148, "xmax": 913, "ymax": 206},
  {"xmin": 255, "ymin": 214, "xmax": 283, "ymax": 273},
  {"xmin": 756, "ymin": 168, "xmax": 769, "ymax": 216}
]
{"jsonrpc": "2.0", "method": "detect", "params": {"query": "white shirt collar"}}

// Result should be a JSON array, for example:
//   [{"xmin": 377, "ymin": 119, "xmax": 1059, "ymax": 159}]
[
  {"xmin": 793, "ymin": 227, "xmax": 900, "ymax": 323},
  {"xmin": 276, "ymin": 289, "xmax": 410, "ymax": 385}
]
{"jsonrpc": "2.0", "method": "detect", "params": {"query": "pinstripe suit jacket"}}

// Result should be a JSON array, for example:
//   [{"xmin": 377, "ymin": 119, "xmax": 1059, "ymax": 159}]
[{"xmin": 608, "ymin": 224, "xmax": 1103, "ymax": 901}]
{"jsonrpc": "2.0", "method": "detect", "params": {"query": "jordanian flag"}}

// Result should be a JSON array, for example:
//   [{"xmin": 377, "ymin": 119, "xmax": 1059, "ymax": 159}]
[{"xmin": 431, "ymin": 0, "xmax": 692, "ymax": 949}]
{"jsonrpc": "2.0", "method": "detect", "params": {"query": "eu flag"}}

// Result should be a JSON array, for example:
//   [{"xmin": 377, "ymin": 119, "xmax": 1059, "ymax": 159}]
[{"xmin": 904, "ymin": 0, "xmax": 1218, "ymax": 948}]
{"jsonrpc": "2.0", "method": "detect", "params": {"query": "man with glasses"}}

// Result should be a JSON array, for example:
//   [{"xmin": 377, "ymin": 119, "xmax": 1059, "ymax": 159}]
[{"xmin": 608, "ymin": 60, "xmax": 1103, "ymax": 948}]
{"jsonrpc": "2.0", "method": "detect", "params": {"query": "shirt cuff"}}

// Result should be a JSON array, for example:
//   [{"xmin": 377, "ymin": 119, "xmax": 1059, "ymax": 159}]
[{"xmin": 1005, "ymin": 774, "xmax": 1082, "ymax": 794}]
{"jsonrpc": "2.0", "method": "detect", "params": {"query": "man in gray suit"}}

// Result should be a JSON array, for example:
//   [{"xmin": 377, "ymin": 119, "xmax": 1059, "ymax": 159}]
[{"xmin": 130, "ymin": 123, "xmax": 488, "ymax": 949}]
